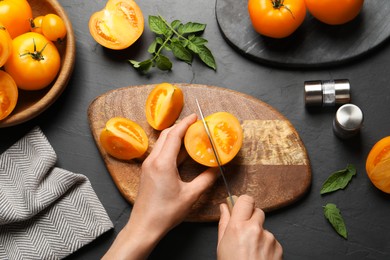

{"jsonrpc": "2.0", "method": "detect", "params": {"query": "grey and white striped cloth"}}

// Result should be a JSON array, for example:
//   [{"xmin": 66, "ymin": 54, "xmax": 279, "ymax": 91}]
[{"xmin": 0, "ymin": 127, "xmax": 113, "ymax": 259}]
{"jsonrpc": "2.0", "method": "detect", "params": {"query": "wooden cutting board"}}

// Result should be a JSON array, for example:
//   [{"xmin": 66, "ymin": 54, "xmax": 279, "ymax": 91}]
[
  {"xmin": 216, "ymin": 0, "xmax": 390, "ymax": 67},
  {"xmin": 88, "ymin": 84, "xmax": 311, "ymax": 221}
]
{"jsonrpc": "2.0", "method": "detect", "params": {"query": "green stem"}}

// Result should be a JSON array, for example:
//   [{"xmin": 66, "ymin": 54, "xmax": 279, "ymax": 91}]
[{"xmin": 19, "ymin": 38, "xmax": 48, "ymax": 61}]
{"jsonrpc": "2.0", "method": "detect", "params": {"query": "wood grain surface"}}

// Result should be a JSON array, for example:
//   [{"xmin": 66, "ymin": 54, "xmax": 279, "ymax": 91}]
[
  {"xmin": 216, "ymin": 0, "xmax": 390, "ymax": 67},
  {"xmin": 0, "ymin": 0, "xmax": 75, "ymax": 128},
  {"xmin": 88, "ymin": 84, "xmax": 311, "ymax": 221}
]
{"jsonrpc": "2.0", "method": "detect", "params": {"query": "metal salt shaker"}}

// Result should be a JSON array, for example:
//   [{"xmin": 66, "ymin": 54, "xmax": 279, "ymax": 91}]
[
  {"xmin": 333, "ymin": 104, "xmax": 364, "ymax": 139},
  {"xmin": 304, "ymin": 79, "xmax": 351, "ymax": 106}
]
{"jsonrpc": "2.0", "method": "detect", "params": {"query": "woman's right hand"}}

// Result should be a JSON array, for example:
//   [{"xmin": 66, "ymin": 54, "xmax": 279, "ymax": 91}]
[{"xmin": 217, "ymin": 195, "xmax": 283, "ymax": 260}]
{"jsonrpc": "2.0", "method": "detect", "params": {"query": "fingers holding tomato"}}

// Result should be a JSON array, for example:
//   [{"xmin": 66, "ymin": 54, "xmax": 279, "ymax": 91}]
[{"xmin": 248, "ymin": 0, "xmax": 307, "ymax": 39}]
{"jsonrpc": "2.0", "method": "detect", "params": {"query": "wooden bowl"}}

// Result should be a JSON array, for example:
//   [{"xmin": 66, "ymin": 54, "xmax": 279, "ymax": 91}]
[{"xmin": 0, "ymin": 0, "xmax": 76, "ymax": 128}]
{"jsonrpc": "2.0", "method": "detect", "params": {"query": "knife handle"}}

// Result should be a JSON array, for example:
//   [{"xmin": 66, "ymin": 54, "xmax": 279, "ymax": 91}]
[{"xmin": 226, "ymin": 195, "xmax": 238, "ymax": 214}]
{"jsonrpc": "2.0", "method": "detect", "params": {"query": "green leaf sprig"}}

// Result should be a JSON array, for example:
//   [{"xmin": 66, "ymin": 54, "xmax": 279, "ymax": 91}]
[
  {"xmin": 129, "ymin": 15, "xmax": 216, "ymax": 73},
  {"xmin": 320, "ymin": 164, "xmax": 356, "ymax": 195},
  {"xmin": 323, "ymin": 203, "xmax": 348, "ymax": 239}
]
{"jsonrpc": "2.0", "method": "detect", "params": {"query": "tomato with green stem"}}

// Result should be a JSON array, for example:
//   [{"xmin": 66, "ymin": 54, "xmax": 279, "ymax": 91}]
[
  {"xmin": 248, "ymin": 0, "xmax": 307, "ymax": 39},
  {"xmin": 4, "ymin": 32, "xmax": 61, "ymax": 90}
]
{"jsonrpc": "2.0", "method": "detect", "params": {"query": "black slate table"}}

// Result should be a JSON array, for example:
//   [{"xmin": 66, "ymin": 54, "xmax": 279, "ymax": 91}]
[{"xmin": 1, "ymin": 0, "xmax": 390, "ymax": 259}]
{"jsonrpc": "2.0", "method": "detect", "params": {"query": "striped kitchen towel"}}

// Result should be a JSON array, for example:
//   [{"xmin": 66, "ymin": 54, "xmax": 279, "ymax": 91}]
[{"xmin": 0, "ymin": 127, "xmax": 113, "ymax": 259}]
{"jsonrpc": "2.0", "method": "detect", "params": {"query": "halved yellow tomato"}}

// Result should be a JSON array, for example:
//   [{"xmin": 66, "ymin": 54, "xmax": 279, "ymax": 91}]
[
  {"xmin": 145, "ymin": 83, "xmax": 184, "ymax": 131},
  {"xmin": 0, "ymin": 23, "xmax": 12, "ymax": 67},
  {"xmin": 89, "ymin": 0, "xmax": 144, "ymax": 50},
  {"xmin": 366, "ymin": 136, "xmax": 390, "ymax": 193},
  {"xmin": 100, "ymin": 117, "xmax": 149, "ymax": 160},
  {"xmin": 0, "ymin": 70, "xmax": 18, "ymax": 120},
  {"xmin": 184, "ymin": 112, "xmax": 243, "ymax": 167}
]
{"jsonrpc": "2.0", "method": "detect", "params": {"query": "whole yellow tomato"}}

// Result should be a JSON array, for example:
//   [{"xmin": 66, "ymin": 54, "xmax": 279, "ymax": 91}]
[
  {"xmin": 0, "ymin": 23, "xmax": 12, "ymax": 67},
  {"xmin": 30, "ymin": 16, "xmax": 44, "ymax": 34},
  {"xmin": 41, "ymin": 14, "xmax": 67, "ymax": 42},
  {"xmin": 248, "ymin": 0, "xmax": 307, "ymax": 39},
  {"xmin": 0, "ymin": 0, "xmax": 32, "ymax": 38},
  {"xmin": 305, "ymin": 0, "xmax": 364, "ymax": 25},
  {"xmin": 4, "ymin": 32, "xmax": 61, "ymax": 91}
]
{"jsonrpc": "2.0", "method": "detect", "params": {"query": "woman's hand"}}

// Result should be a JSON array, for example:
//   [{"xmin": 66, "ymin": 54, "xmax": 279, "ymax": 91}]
[
  {"xmin": 103, "ymin": 114, "xmax": 219, "ymax": 260},
  {"xmin": 217, "ymin": 195, "xmax": 283, "ymax": 260}
]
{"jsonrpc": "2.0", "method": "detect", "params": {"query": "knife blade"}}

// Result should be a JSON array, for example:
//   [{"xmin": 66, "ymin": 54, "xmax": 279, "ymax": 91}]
[{"xmin": 195, "ymin": 99, "xmax": 237, "ymax": 210}]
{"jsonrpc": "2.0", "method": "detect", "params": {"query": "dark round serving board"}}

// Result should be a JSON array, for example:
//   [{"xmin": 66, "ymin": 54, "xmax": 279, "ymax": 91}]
[{"xmin": 215, "ymin": 0, "xmax": 390, "ymax": 67}]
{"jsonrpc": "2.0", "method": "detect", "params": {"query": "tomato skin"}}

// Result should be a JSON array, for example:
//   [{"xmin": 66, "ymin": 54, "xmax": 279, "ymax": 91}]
[
  {"xmin": 89, "ymin": 0, "xmax": 144, "ymax": 50},
  {"xmin": 4, "ymin": 32, "xmax": 61, "ymax": 91},
  {"xmin": 30, "ymin": 16, "xmax": 44, "ymax": 34},
  {"xmin": 366, "ymin": 136, "xmax": 390, "ymax": 193},
  {"xmin": 248, "ymin": 0, "xmax": 307, "ymax": 39},
  {"xmin": 0, "ymin": 70, "xmax": 18, "ymax": 120},
  {"xmin": 305, "ymin": 0, "xmax": 364, "ymax": 25},
  {"xmin": 145, "ymin": 83, "xmax": 184, "ymax": 131},
  {"xmin": 41, "ymin": 14, "xmax": 67, "ymax": 42},
  {"xmin": 0, "ymin": 0, "xmax": 33, "ymax": 38},
  {"xmin": 0, "ymin": 23, "xmax": 12, "ymax": 67},
  {"xmin": 184, "ymin": 112, "xmax": 243, "ymax": 167},
  {"xmin": 100, "ymin": 117, "xmax": 149, "ymax": 160}
]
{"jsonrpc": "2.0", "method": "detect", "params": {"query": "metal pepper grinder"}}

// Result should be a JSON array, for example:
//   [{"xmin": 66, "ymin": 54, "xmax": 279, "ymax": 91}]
[
  {"xmin": 333, "ymin": 104, "xmax": 364, "ymax": 139},
  {"xmin": 304, "ymin": 79, "xmax": 351, "ymax": 106}
]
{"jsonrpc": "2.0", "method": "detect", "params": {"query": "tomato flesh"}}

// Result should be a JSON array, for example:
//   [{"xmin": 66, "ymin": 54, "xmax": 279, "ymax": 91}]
[
  {"xmin": 0, "ymin": 70, "xmax": 18, "ymax": 120},
  {"xmin": 89, "ymin": 0, "xmax": 144, "ymax": 50},
  {"xmin": 366, "ymin": 136, "xmax": 390, "ymax": 193},
  {"xmin": 184, "ymin": 112, "xmax": 243, "ymax": 167},
  {"xmin": 145, "ymin": 83, "xmax": 184, "ymax": 130},
  {"xmin": 100, "ymin": 117, "xmax": 149, "ymax": 160}
]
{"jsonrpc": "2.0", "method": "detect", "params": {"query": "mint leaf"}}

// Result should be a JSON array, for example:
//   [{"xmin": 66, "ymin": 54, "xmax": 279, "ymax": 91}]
[
  {"xmin": 129, "ymin": 59, "xmax": 153, "ymax": 73},
  {"xmin": 149, "ymin": 15, "xmax": 167, "ymax": 35},
  {"xmin": 148, "ymin": 40, "xmax": 157, "ymax": 54},
  {"xmin": 323, "ymin": 203, "xmax": 347, "ymax": 239},
  {"xmin": 320, "ymin": 164, "xmax": 356, "ymax": 195}
]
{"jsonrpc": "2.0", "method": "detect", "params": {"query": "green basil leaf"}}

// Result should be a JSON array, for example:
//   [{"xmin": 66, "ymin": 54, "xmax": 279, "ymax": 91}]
[
  {"xmin": 171, "ymin": 42, "xmax": 193, "ymax": 63},
  {"xmin": 179, "ymin": 22, "xmax": 206, "ymax": 34},
  {"xmin": 323, "ymin": 203, "xmax": 347, "ymax": 239},
  {"xmin": 155, "ymin": 55, "xmax": 172, "ymax": 70},
  {"xmin": 197, "ymin": 45, "xmax": 216, "ymax": 70},
  {"xmin": 149, "ymin": 15, "xmax": 167, "ymax": 35},
  {"xmin": 320, "ymin": 164, "xmax": 356, "ymax": 195}
]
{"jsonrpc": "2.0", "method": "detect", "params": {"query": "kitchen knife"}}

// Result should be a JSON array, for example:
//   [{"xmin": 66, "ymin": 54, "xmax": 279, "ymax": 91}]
[{"xmin": 195, "ymin": 99, "xmax": 237, "ymax": 211}]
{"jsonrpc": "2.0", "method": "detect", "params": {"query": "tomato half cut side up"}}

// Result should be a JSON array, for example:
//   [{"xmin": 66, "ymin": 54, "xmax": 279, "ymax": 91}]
[
  {"xmin": 100, "ymin": 117, "xmax": 149, "ymax": 160},
  {"xmin": 145, "ymin": 83, "xmax": 184, "ymax": 130},
  {"xmin": 0, "ymin": 70, "xmax": 18, "ymax": 121},
  {"xmin": 89, "ymin": 0, "xmax": 144, "ymax": 50},
  {"xmin": 184, "ymin": 112, "xmax": 243, "ymax": 167},
  {"xmin": 366, "ymin": 136, "xmax": 390, "ymax": 193}
]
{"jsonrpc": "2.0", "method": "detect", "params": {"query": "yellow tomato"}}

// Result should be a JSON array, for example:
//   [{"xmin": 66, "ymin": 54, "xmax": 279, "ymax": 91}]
[
  {"xmin": 0, "ymin": 0, "xmax": 33, "ymax": 38},
  {"xmin": 100, "ymin": 117, "xmax": 149, "ymax": 160},
  {"xmin": 184, "ymin": 112, "xmax": 243, "ymax": 167},
  {"xmin": 0, "ymin": 70, "xmax": 18, "ymax": 121},
  {"xmin": 366, "ymin": 136, "xmax": 390, "ymax": 193},
  {"xmin": 145, "ymin": 83, "xmax": 184, "ymax": 130},
  {"xmin": 0, "ymin": 23, "xmax": 12, "ymax": 67}
]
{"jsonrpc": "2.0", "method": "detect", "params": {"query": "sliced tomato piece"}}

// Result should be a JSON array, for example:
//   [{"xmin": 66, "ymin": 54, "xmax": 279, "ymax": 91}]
[
  {"xmin": 145, "ymin": 83, "xmax": 184, "ymax": 130},
  {"xmin": 366, "ymin": 136, "xmax": 390, "ymax": 193},
  {"xmin": 0, "ymin": 23, "xmax": 12, "ymax": 67},
  {"xmin": 89, "ymin": 0, "xmax": 144, "ymax": 50},
  {"xmin": 0, "ymin": 70, "xmax": 18, "ymax": 120},
  {"xmin": 100, "ymin": 117, "xmax": 148, "ymax": 160},
  {"xmin": 184, "ymin": 112, "xmax": 243, "ymax": 167}
]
